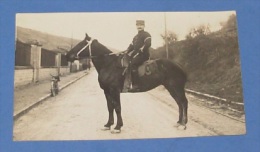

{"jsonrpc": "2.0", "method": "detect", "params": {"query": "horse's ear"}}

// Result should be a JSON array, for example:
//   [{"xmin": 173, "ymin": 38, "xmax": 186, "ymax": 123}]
[{"xmin": 85, "ymin": 33, "xmax": 91, "ymax": 41}]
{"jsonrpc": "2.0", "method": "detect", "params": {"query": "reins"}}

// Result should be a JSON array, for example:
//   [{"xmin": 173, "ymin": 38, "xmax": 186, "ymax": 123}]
[{"xmin": 76, "ymin": 39, "xmax": 125, "ymax": 59}]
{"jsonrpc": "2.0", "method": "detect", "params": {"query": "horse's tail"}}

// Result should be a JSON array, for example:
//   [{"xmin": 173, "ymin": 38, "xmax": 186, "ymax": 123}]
[{"xmin": 174, "ymin": 61, "xmax": 188, "ymax": 82}]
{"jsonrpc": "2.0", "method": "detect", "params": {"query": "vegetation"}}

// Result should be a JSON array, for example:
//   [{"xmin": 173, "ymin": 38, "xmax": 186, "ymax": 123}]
[
  {"xmin": 150, "ymin": 14, "xmax": 243, "ymax": 103},
  {"xmin": 16, "ymin": 14, "xmax": 243, "ymax": 102},
  {"xmin": 161, "ymin": 30, "xmax": 178, "ymax": 44}
]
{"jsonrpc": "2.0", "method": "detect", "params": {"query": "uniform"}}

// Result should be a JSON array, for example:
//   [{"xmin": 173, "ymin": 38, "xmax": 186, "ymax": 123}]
[
  {"xmin": 126, "ymin": 20, "xmax": 152, "ymax": 90},
  {"xmin": 127, "ymin": 30, "xmax": 151, "ymax": 69}
]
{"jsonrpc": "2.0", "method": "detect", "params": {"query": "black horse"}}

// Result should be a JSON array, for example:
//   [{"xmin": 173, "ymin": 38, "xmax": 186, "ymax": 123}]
[{"xmin": 66, "ymin": 33, "xmax": 189, "ymax": 133}]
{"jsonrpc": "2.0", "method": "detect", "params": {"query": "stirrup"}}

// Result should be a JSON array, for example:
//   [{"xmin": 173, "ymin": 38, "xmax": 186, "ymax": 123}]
[{"xmin": 128, "ymin": 84, "xmax": 140, "ymax": 92}]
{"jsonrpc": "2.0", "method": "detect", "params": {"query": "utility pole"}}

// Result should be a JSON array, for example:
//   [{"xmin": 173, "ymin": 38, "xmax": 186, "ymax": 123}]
[
  {"xmin": 71, "ymin": 32, "xmax": 73, "ymax": 49},
  {"xmin": 69, "ymin": 31, "xmax": 73, "ymax": 73},
  {"xmin": 164, "ymin": 12, "xmax": 169, "ymax": 59}
]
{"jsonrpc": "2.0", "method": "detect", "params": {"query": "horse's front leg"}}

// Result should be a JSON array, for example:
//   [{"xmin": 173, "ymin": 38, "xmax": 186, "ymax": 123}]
[
  {"xmin": 102, "ymin": 89, "xmax": 114, "ymax": 130},
  {"xmin": 111, "ymin": 90, "xmax": 123, "ymax": 133}
]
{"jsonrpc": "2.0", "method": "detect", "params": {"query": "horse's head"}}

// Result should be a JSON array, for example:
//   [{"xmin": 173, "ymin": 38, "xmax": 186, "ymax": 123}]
[{"xmin": 66, "ymin": 33, "xmax": 93, "ymax": 62}]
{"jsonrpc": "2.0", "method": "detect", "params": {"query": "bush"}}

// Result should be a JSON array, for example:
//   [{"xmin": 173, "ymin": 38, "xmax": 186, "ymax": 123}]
[{"xmin": 152, "ymin": 14, "xmax": 243, "ymax": 103}]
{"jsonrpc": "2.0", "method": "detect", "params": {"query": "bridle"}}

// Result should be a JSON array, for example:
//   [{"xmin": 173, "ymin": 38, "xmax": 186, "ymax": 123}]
[
  {"xmin": 76, "ymin": 38, "xmax": 94, "ymax": 58},
  {"xmin": 75, "ymin": 38, "xmax": 124, "ymax": 59}
]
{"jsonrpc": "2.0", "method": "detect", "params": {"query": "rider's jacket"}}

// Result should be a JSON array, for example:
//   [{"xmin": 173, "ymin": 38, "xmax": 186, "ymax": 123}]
[{"xmin": 127, "ymin": 30, "xmax": 151, "ymax": 59}]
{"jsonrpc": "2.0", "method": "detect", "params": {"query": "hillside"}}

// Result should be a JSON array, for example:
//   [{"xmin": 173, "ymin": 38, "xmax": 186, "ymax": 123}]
[
  {"xmin": 150, "ymin": 14, "xmax": 243, "ymax": 103},
  {"xmin": 16, "ymin": 26, "xmax": 81, "ymax": 52},
  {"xmin": 16, "ymin": 27, "xmax": 119, "ymax": 53}
]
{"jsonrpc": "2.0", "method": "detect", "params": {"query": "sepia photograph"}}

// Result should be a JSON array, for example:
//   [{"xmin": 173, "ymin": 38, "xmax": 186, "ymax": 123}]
[{"xmin": 13, "ymin": 11, "xmax": 246, "ymax": 141}]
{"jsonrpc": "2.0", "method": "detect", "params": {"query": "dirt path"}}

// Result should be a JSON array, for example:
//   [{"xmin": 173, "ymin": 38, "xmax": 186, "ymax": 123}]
[{"xmin": 13, "ymin": 71, "xmax": 246, "ymax": 141}]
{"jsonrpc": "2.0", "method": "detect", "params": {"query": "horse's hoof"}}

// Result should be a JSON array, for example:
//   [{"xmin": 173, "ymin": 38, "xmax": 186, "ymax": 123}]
[
  {"xmin": 177, "ymin": 125, "xmax": 187, "ymax": 130},
  {"xmin": 101, "ymin": 126, "xmax": 110, "ymax": 131},
  {"xmin": 174, "ymin": 123, "xmax": 181, "ymax": 128},
  {"xmin": 111, "ymin": 129, "xmax": 121, "ymax": 134}
]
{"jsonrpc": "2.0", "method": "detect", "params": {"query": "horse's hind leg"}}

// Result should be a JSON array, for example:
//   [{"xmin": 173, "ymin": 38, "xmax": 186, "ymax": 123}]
[
  {"xmin": 165, "ymin": 86, "xmax": 183, "ymax": 125},
  {"xmin": 177, "ymin": 88, "xmax": 188, "ymax": 125},
  {"xmin": 164, "ymin": 83, "xmax": 188, "ymax": 128}
]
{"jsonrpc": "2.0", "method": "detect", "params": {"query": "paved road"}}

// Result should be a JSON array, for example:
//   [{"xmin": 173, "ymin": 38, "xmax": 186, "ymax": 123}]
[{"xmin": 13, "ymin": 71, "xmax": 246, "ymax": 141}]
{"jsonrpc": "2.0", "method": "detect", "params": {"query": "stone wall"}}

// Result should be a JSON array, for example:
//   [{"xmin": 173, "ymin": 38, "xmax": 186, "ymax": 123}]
[{"xmin": 14, "ymin": 67, "xmax": 69, "ymax": 87}]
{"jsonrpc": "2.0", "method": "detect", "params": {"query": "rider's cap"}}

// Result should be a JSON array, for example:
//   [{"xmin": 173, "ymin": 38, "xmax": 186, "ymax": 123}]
[{"xmin": 136, "ymin": 20, "xmax": 145, "ymax": 25}]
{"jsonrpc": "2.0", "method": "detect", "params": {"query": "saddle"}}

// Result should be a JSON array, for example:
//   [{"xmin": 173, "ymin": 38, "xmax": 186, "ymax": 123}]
[
  {"xmin": 119, "ymin": 54, "xmax": 158, "ymax": 76},
  {"xmin": 120, "ymin": 54, "xmax": 158, "ymax": 92}
]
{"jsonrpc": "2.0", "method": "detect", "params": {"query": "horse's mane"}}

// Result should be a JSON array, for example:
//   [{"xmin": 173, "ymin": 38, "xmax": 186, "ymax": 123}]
[{"xmin": 94, "ymin": 40, "xmax": 113, "ymax": 54}]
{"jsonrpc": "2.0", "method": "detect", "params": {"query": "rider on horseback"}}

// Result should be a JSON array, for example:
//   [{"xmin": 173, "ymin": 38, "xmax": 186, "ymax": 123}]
[{"xmin": 126, "ymin": 20, "xmax": 152, "ymax": 91}]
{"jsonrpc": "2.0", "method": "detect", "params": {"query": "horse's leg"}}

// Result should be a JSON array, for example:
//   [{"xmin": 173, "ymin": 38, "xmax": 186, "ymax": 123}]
[
  {"xmin": 111, "ymin": 89, "xmax": 123, "ymax": 133},
  {"xmin": 103, "ymin": 89, "xmax": 114, "ymax": 130},
  {"xmin": 164, "ymin": 82, "xmax": 188, "ymax": 129},
  {"xmin": 165, "ymin": 85, "xmax": 183, "ymax": 125},
  {"xmin": 175, "ymin": 87, "xmax": 188, "ymax": 128}
]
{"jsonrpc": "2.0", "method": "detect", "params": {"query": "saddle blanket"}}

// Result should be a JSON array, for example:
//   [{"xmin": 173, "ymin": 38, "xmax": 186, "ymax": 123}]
[
  {"xmin": 138, "ymin": 60, "xmax": 158, "ymax": 77},
  {"xmin": 122, "ymin": 60, "xmax": 158, "ymax": 93}
]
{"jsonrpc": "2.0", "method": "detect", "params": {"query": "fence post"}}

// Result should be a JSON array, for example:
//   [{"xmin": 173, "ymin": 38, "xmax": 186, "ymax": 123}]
[
  {"xmin": 74, "ymin": 60, "xmax": 80, "ymax": 71},
  {"xmin": 55, "ymin": 53, "xmax": 61, "ymax": 75},
  {"xmin": 30, "ymin": 43, "xmax": 41, "ymax": 83}
]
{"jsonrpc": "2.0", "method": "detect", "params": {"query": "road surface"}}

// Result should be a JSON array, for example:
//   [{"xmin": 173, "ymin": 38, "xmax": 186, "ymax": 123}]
[{"xmin": 13, "ymin": 71, "xmax": 246, "ymax": 141}]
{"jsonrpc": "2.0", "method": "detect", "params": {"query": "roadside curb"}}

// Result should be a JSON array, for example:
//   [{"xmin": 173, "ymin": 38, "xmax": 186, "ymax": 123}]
[
  {"xmin": 185, "ymin": 89, "xmax": 244, "ymax": 111},
  {"xmin": 13, "ymin": 72, "xmax": 88, "ymax": 121}
]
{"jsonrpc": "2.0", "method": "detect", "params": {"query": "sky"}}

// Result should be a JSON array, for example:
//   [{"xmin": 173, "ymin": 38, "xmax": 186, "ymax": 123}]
[{"xmin": 16, "ymin": 11, "xmax": 235, "ymax": 51}]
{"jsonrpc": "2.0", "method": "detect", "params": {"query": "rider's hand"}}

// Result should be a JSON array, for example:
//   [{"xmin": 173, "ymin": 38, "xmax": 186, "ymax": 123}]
[{"xmin": 127, "ymin": 51, "xmax": 133, "ymax": 57}]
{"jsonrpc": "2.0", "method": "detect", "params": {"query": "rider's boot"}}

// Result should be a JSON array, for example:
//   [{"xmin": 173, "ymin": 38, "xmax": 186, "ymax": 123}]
[{"xmin": 128, "ymin": 69, "xmax": 140, "ymax": 92}]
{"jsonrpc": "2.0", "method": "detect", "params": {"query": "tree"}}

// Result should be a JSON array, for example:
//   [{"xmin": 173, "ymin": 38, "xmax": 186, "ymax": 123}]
[
  {"xmin": 220, "ymin": 14, "xmax": 237, "ymax": 37},
  {"xmin": 185, "ymin": 24, "xmax": 211, "ymax": 39},
  {"xmin": 161, "ymin": 31, "xmax": 178, "ymax": 45}
]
